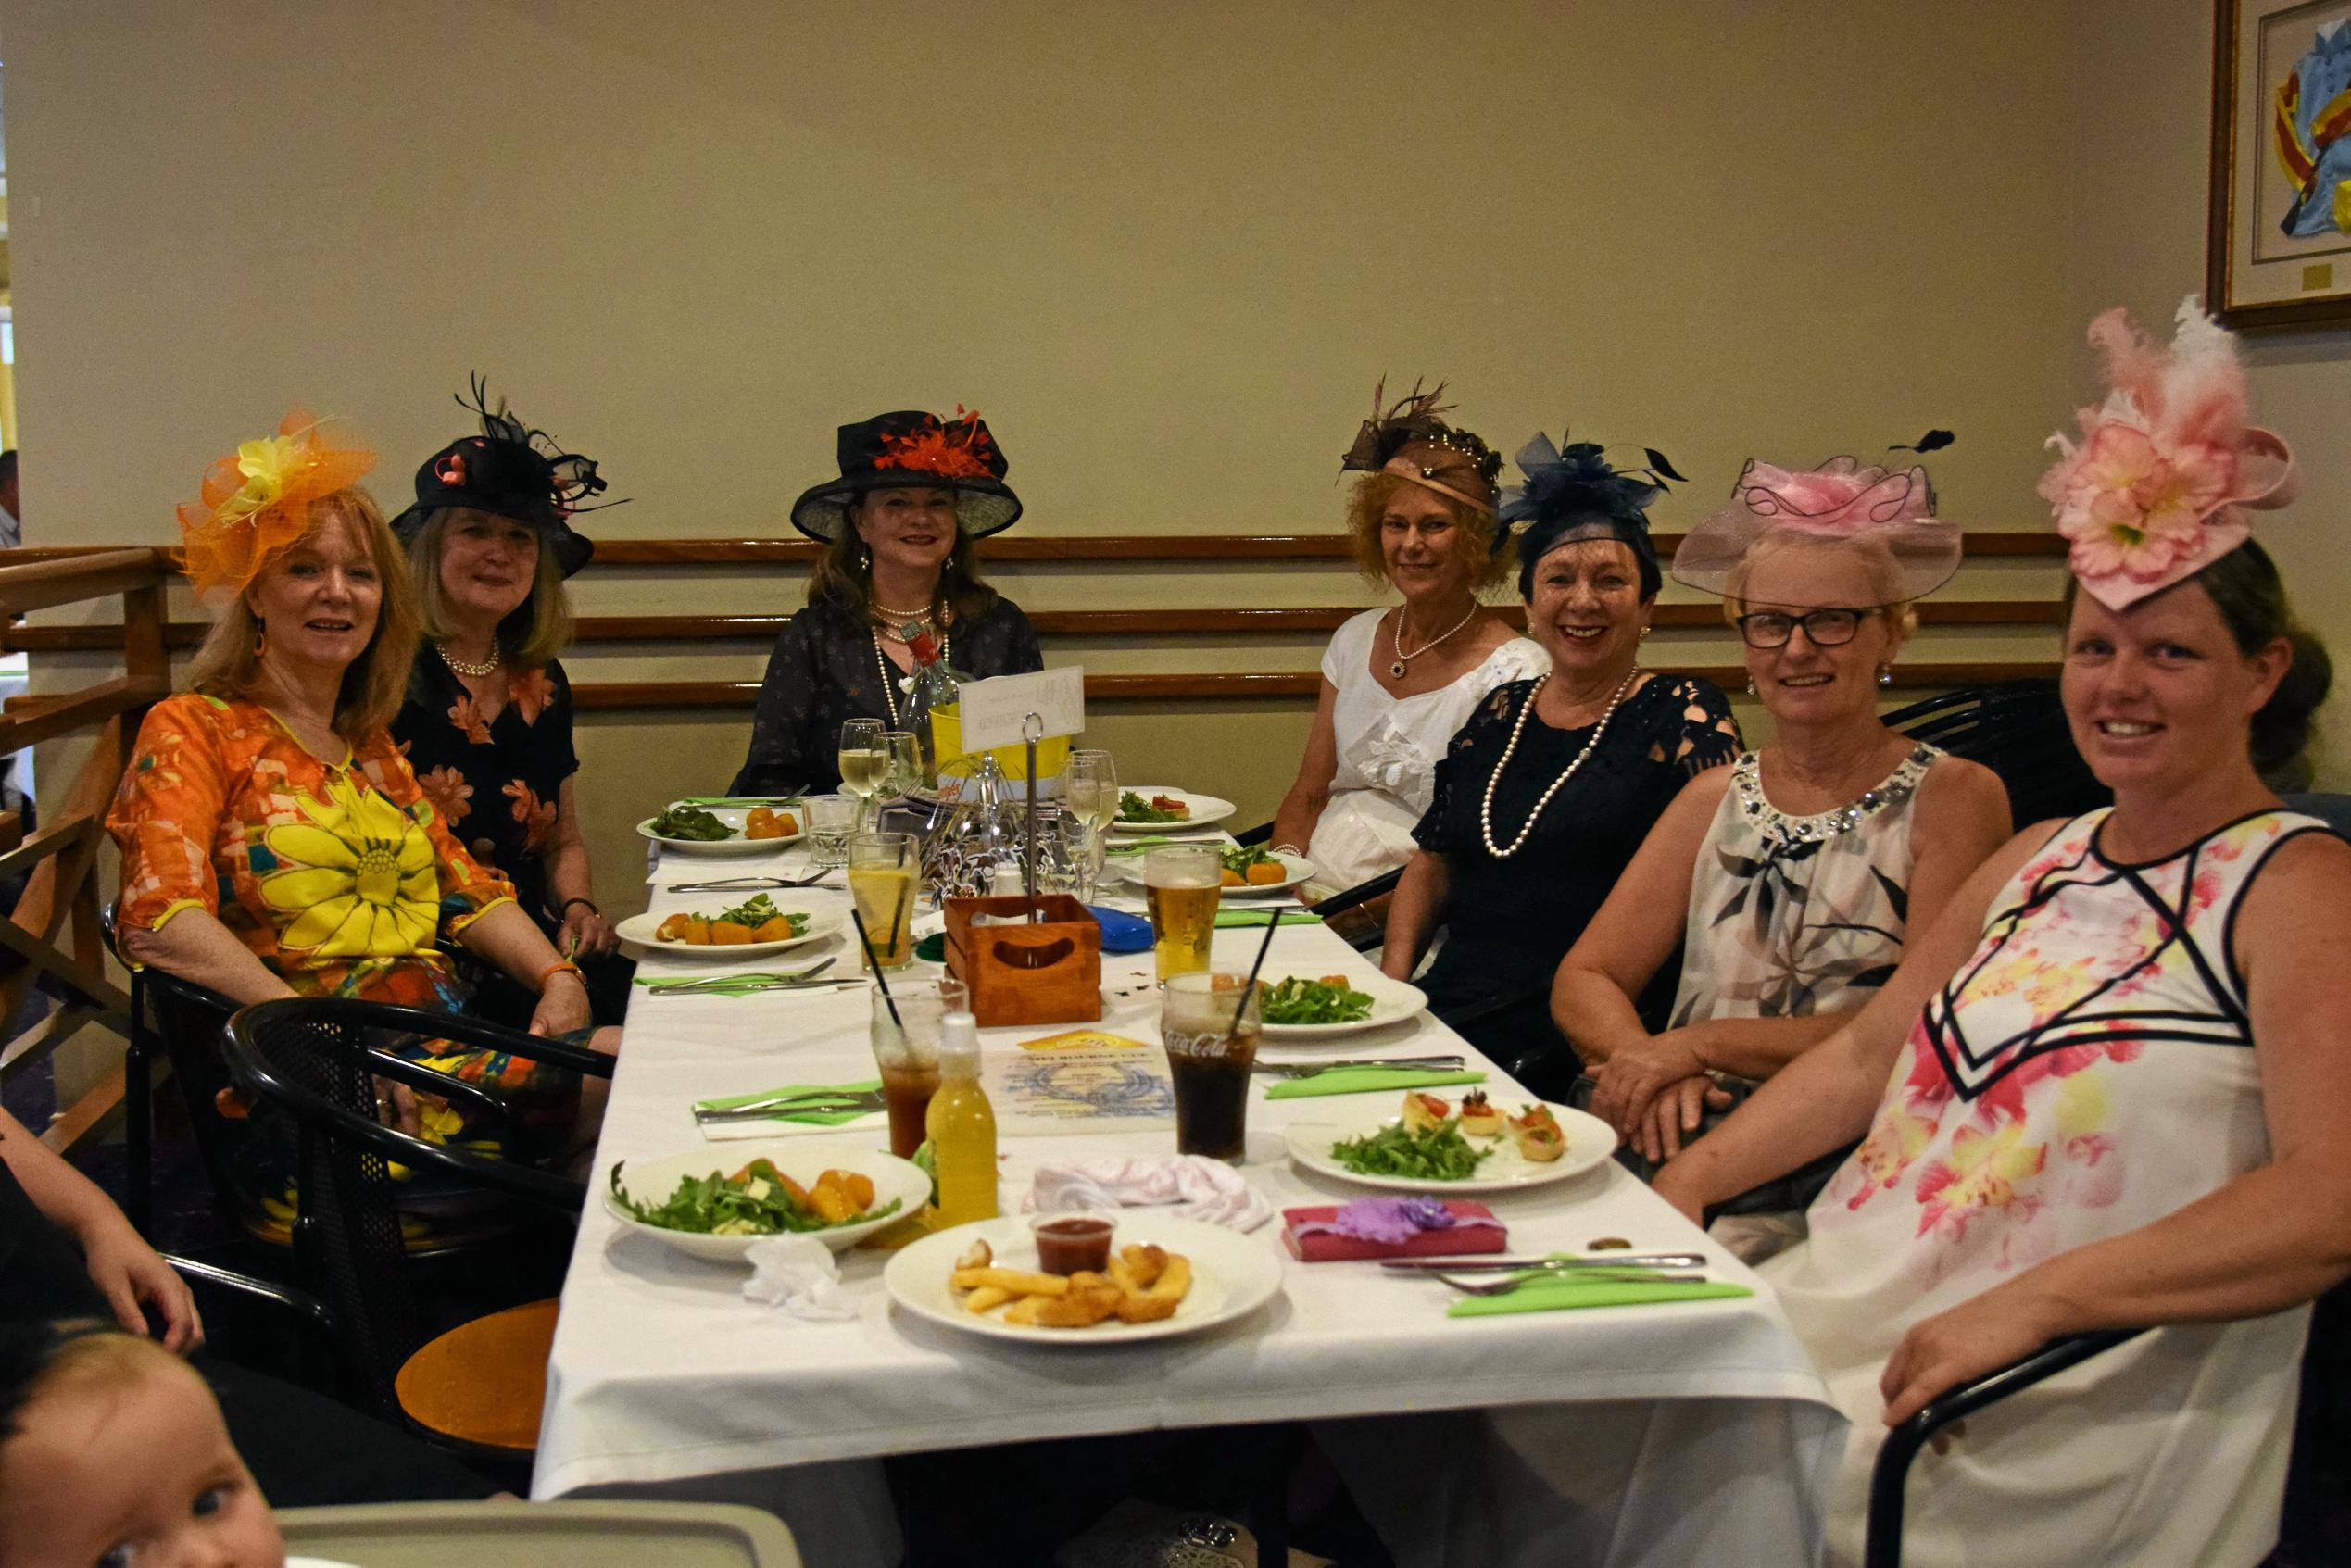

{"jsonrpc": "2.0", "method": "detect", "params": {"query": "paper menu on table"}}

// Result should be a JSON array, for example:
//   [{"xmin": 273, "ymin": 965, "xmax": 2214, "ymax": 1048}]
[{"xmin": 981, "ymin": 1044, "xmax": 1176, "ymax": 1136}]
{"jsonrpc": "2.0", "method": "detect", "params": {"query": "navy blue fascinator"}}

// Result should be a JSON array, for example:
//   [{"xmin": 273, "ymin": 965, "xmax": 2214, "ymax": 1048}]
[{"xmin": 1503, "ymin": 433, "xmax": 1684, "ymax": 599}]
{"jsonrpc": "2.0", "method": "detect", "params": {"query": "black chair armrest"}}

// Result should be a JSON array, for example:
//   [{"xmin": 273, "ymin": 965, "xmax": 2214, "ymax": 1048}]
[
  {"xmin": 1233, "ymin": 821, "xmax": 1274, "ymax": 847},
  {"xmin": 1307, "ymin": 867, "xmax": 1402, "ymax": 919},
  {"xmin": 1862, "ymin": 1327, "xmax": 2149, "ymax": 1568},
  {"xmin": 319, "ymin": 1000, "xmax": 616, "ymax": 1079},
  {"xmin": 164, "ymin": 1254, "xmax": 341, "ymax": 1345}
]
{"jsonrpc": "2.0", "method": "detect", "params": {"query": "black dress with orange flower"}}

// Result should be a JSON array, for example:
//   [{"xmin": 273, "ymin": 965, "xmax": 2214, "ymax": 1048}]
[{"xmin": 396, "ymin": 650, "xmax": 576, "ymax": 931}]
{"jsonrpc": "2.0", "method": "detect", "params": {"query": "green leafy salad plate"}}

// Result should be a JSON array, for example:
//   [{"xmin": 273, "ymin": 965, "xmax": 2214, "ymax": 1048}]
[
  {"xmin": 1283, "ymin": 1098, "xmax": 1616, "ymax": 1193},
  {"xmin": 604, "ymin": 1138, "xmax": 929, "ymax": 1262},
  {"xmin": 1256, "ymin": 972, "xmax": 1428, "ymax": 1042}
]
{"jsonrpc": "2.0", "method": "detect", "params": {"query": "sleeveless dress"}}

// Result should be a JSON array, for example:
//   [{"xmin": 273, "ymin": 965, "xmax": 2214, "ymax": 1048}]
[
  {"xmin": 1763, "ymin": 807, "xmax": 2326, "ymax": 1566},
  {"xmin": 1306, "ymin": 608, "xmax": 1547, "ymax": 890}
]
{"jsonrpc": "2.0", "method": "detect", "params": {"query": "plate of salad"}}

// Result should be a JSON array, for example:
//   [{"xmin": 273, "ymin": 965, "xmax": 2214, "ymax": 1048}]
[
  {"xmin": 1255, "ymin": 972, "xmax": 1428, "ymax": 1041},
  {"xmin": 1109, "ymin": 787, "xmax": 1235, "ymax": 834},
  {"xmin": 1115, "ymin": 844, "xmax": 1314, "ymax": 898},
  {"xmin": 605, "ymin": 1138, "xmax": 930, "ymax": 1261},
  {"xmin": 1283, "ymin": 1098, "xmax": 1615, "ymax": 1192},
  {"xmin": 616, "ymin": 895, "xmax": 839, "ymax": 959},
  {"xmin": 636, "ymin": 802, "xmax": 804, "ymax": 855}
]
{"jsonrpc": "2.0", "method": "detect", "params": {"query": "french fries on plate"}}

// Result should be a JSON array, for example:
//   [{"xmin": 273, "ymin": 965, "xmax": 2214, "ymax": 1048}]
[{"xmin": 949, "ymin": 1240, "xmax": 1194, "ymax": 1330}]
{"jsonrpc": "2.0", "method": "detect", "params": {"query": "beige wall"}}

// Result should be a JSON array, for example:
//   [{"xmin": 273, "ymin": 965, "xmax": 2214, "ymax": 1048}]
[
  {"xmin": 6, "ymin": 0, "xmax": 2100, "ymax": 919},
  {"xmin": 2061, "ymin": 0, "xmax": 2351, "ymax": 788}
]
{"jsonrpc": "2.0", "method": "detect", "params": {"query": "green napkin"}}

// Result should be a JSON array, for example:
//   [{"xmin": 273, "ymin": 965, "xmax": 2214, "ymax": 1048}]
[
  {"xmin": 1264, "ymin": 1067, "xmax": 1487, "ymax": 1099},
  {"xmin": 1214, "ymin": 909, "xmax": 1323, "ymax": 928},
  {"xmin": 677, "ymin": 795, "xmax": 803, "ymax": 809},
  {"xmin": 1447, "ymin": 1269, "xmax": 1752, "ymax": 1318},
  {"xmin": 695, "ymin": 1080, "xmax": 883, "ymax": 1126}
]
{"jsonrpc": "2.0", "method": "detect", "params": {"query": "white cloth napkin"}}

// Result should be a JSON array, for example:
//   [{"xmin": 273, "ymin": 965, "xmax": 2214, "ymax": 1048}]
[
  {"xmin": 742, "ymin": 1234, "xmax": 860, "ymax": 1321},
  {"xmin": 1026, "ymin": 1155, "xmax": 1274, "ymax": 1232}
]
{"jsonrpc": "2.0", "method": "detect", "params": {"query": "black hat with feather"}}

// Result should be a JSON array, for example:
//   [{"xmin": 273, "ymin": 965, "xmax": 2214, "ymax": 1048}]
[{"xmin": 392, "ymin": 377, "xmax": 620, "ymax": 578}]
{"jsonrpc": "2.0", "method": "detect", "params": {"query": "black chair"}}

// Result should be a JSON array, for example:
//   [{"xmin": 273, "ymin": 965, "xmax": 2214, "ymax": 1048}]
[
  {"xmin": 107, "ymin": 906, "xmax": 242, "ymax": 1242},
  {"xmin": 221, "ymin": 997, "xmax": 609, "ymax": 1485},
  {"xmin": 1863, "ymin": 1328, "xmax": 2146, "ymax": 1568},
  {"xmin": 1882, "ymin": 678, "xmax": 2111, "ymax": 828}
]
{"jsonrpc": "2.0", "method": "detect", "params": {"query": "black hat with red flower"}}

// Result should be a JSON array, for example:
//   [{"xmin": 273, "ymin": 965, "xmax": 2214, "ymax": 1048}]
[
  {"xmin": 392, "ymin": 377, "xmax": 619, "ymax": 578},
  {"xmin": 788, "ymin": 408, "xmax": 1022, "ymax": 542}
]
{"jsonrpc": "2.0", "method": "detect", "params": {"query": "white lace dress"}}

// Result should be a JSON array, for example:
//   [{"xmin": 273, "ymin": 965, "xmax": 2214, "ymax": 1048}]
[{"xmin": 1305, "ymin": 608, "xmax": 1547, "ymax": 890}]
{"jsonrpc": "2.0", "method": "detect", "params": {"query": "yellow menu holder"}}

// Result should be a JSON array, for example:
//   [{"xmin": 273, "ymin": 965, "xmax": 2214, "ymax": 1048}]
[{"xmin": 931, "ymin": 701, "xmax": 1072, "ymax": 797}]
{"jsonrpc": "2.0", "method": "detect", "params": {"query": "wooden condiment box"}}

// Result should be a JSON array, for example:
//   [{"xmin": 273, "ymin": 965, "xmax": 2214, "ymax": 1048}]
[{"xmin": 942, "ymin": 894, "xmax": 1103, "ymax": 1026}]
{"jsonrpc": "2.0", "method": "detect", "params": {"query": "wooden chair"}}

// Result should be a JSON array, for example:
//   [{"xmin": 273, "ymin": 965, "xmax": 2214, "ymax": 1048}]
[{"xmin": 221, "ymin": 997, "xmax": 610, "ymax": 1485}]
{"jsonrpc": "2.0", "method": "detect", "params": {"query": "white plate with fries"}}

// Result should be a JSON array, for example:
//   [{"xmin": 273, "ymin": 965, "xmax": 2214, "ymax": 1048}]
[
  {"xmin": 1257, "ymin": 972, "xmax": 1430, "ymax": 1041},
  {"xmin": 885, "ymin": 1215, "xmax": 1283, "ymax": 1345}
]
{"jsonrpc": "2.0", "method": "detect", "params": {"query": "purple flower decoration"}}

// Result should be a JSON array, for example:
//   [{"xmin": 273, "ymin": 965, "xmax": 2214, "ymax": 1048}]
[{"xmin": 1296, "ymin": 1197, "xmax": 1459, "ymax": 1245}]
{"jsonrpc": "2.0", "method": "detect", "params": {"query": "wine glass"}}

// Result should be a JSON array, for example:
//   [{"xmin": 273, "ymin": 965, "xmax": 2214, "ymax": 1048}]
[
  {"xmin": 1064, "ymin": 748, "xmax": 1118, "ymax": 902},
  {"xmin": 838, "ymin": 718, "xmax": 887, "ymax": 830},
  {"xmin": 882, "ymin": 729, "xmax": 923, "ymax": 801}
]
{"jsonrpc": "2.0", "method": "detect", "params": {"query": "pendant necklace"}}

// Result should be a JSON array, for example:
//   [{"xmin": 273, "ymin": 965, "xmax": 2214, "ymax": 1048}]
[
  {"xmin": 1389, "ymin": 601, "xmax": 1479, "ymax": 680},
  {"xmin": 437, "ymin": 643, "xmax": 500, "ymax": 679},
  {"xmin": 1478, "ymin": 667, "xmax": 1641, "ymax": 859}
]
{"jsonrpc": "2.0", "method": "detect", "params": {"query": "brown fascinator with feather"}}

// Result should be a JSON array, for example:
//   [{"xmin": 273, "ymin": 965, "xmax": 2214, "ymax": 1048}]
[{"xmin": 1339, "ymin": 377, "xmax": 1502, "ymax": 520}]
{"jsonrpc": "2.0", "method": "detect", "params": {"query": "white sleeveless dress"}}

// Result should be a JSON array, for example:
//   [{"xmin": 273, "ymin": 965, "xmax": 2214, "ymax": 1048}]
[
  {"xmin": 1764, "ymin": 807, "xmax": 2325, "ymax": 1566},
  {"xmin": 1306, "ymin": 608, "xmax": 1546, "ymax": 890}
]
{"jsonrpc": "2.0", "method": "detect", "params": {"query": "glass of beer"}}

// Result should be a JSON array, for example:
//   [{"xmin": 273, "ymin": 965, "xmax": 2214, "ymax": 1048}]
[
  {"xmin": 839, "ymin": 717, "xmax": 888, "ymax": 830},
  {"xmin": 869, "ymin": 973, "xmax": 969, "ymax": 1159},
  {"xmin": 1160, "ymin": 972, "xmax": 1260, "ymax": 1162},
  {"xmin": 1144, "ymin": 843, "xmax": 1221, "ymax": 985},
  {"xmin": 849, "ymin": 831, "xmax": 920, "ymax": 969}
]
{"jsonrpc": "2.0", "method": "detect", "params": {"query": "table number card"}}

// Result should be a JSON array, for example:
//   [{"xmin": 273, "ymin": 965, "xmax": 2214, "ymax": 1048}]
[{"xmin": 953, "ymin": 667, "xmax": 1085, "ymax": 753}]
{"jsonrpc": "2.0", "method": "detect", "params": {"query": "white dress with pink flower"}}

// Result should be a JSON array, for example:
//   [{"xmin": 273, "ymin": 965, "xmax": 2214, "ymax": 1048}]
[{"xmin": 1762, "ymin": 807, "xmax": 2322, "ymax": 1567}]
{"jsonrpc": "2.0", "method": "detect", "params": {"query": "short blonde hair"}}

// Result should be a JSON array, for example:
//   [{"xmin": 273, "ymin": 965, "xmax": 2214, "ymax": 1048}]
[
  {"xmin": 1723, "ymin": 531, "xmax": 1919, "ymax": 639},
  {"xmin": 1345, "ymin": 472, "xmax": 1510, "ymax": 592},
  {"xmin": 409, "ymin": 507, "xmax": 574, "ymax": 669},
  {"xmin": 186, "ymin": 488, "xmax": 421, "ymax": 741}
]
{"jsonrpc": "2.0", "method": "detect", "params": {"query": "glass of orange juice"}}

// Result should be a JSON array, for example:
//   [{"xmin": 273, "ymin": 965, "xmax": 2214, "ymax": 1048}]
[{"xmin": 849, "ymin": 831, "xmax": 921, "ymax": 969}]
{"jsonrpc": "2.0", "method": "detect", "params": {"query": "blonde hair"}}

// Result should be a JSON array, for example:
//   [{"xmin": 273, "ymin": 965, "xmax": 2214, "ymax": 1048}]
[
  {"xmin": 1345, "ymin": 471, "xmax": 1510, "ymax": 591},
  {"xmin": 1722, "ymin": 531, "xmax": 1919, "ymax": 640},
  {"xmin": 1, "ymin": 1322, "xmax": 194, "ymax": 1446},
  {"xmin": 186, "ymin": 488, "xmax": 421, "ymax": 741},
  {"xmin": 409, "ymin": 507, "xmax": 574, "ymax": 668}
]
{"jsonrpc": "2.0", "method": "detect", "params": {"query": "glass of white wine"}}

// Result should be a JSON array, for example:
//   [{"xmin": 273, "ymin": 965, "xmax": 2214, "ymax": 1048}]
[
  {"xmin": 882, "ymin": 729, "xmax": 922, "ymax": 802},
  {"xmin": 838, "ymin": 718, "xmax": 888, "ymax": 831},
  {"xmin": 1063, "ymin": 748, "xmax": 1118, "ymax": 903}
]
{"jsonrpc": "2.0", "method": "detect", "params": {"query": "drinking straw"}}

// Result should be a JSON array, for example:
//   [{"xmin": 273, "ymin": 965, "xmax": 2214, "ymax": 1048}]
[
  {"xmin": 850, "ymin": 907, "xmax": 902, "ymax": 1027},
  {"xmin": 1232, "ymin": 900, "xmax": 1281, "ymax": 1035}
]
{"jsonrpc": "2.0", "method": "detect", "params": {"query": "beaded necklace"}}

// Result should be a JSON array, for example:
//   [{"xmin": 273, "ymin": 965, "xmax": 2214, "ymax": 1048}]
[
  {"xmin": 1477, "ymin": 667, "xmax": 1641, "ymax": 859},
  {"xmin": 436, "ymin": 642, "xmax": 500, "ymax": 679}
]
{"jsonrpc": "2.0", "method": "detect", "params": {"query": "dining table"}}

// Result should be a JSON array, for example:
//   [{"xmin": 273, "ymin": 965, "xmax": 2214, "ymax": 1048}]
[{"xmin": 534, "ymin": 825, "xmax": 1848, "ymax": 1566}]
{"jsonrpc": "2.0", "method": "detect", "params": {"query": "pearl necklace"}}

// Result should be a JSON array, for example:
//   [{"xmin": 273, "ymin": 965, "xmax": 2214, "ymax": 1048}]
[
  {"xmin": 872, "ymin": 628, "xmax": 949, "ymax": 726},
  {"xmin": 872, "ymin": 596, "xmax": 937, "ymax": 620},
  {"xmin": 1389, "ymin": 600, "xmax": 1479, "ymax": 680},
  {"xmin": 1478, "ymin": 667, "xmax": 1641, "ymax": 859},
  {"xmin": 437, "ymin": 642, "xmax": 500, "ymax": 679}
]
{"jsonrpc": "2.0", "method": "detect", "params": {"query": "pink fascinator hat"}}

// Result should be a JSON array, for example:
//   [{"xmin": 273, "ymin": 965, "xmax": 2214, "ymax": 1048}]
[
  {"xmin": 2041, "ymin": 295, "xmax": 2299, "ymax": 611},
  {"xmin": 1671, "ymin": 449, "xmax": 1963, "ymax": 608}
]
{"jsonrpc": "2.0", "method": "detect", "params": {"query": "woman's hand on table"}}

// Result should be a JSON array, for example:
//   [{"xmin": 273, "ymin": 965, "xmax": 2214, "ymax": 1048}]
[
  {"xmin": 531, "ymin": 970, "xmax": 593, "ymax": 1036},
  {"xmin": 558, "ymin": 901, "xmax": 620, "ymax": 960},
  {"xmin": 1587, "ymin": 1031, "xmax": 1707, "ymax": 1135},
  {"xmin": 1879, "ymin": 1283, "xmax": 2067, "ymax": 1426},
  {"xmin": 1636, "ymin": 1076, "xmax": 1733, "ymax": 1163},
  {"xmin": 78, "ymin": 1213, "xmax": 204, "ymax": 1353}
]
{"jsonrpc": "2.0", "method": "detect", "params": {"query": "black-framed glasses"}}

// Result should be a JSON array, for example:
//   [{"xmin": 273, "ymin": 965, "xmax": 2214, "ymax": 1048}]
[{"xmin": 1734, "ymin": 607, "xmax": 1880, "ymax": 649}]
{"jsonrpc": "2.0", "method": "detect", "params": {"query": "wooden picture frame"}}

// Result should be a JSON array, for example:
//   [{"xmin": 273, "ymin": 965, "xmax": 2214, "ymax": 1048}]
[{"xmin": 2207, "ymin": 0, "xmax": 2351, "ymax": 329}]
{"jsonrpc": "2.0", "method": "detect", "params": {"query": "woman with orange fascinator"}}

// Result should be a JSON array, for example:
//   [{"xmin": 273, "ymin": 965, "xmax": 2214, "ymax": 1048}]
[
  {"xmin": 1649, "ymin": 300, "xmax": 2351, "ymax": 1564},
  {"xmin": 107, "ymin": 412, "xmax": 620, "ymax": 1223}
]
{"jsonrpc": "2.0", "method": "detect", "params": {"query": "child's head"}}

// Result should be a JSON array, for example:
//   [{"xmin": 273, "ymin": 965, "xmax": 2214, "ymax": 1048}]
[{"xmin": 0, "ymin": 1320, "xmax": 284, "ymax": 1568}]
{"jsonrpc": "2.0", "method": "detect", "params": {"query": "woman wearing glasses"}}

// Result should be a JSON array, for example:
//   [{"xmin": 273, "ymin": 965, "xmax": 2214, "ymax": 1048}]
[{"xmin": 1553, "ymin": 455, "xmax": 2010, "ymax": 1243}]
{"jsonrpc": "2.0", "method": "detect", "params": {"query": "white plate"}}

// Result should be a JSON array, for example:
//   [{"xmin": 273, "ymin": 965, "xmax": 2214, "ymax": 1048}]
[
  {"xmin": 615, "ymin": 910, "xmax": 841, "ymax": 959},
  {"xmin": 604, "ymin": 1139, "xmax": 930, "ymax": 1261},
  {"xmin": 1283, "ymin": 1099, "xmax": 1616, "ymax": 1192},
  {"xmin": 884, "ymin": 1214, "xmax": 1283, "ymax": 1346},
  {"xmin": 1115, "ymin": 849, "xmax": 1314, "ymax": 899},
  {"xmin": 1258, "ymin": 972, "xmax": 1429, "ymax": 1041},
  {"xmin": 638, "ymin": 804, "xmax": 805, "ymax": 856},
  {"xmin": 1109, "ymin": 788, "xmax": 1236, "ymax": 835}
]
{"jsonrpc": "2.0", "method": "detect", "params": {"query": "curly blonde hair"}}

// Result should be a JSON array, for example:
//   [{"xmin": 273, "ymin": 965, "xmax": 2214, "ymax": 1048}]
[{"xmin": 1344, "ymin": 472, "xmax": 1510, "ymax": 591}]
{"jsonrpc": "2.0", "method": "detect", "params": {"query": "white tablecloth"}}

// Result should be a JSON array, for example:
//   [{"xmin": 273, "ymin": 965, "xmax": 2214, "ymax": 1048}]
[{"xmin": 537, "ymin": 843, "xmax": 1845, "ymax": 1565}]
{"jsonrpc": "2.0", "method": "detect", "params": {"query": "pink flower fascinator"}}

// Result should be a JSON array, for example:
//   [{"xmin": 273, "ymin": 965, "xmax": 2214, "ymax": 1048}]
[
  {"xmin": 2040, "ymin": 296, "xmax": 2299, "ymax": 610},
  {"xmin": 1670, "ymin": 452, "xmax": 1962, "ymax": 608}
]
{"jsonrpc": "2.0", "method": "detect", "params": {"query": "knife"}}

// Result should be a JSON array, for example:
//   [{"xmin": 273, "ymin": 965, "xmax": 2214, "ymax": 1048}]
[
  {"xmin": 1379, "ymin": 1252, "xmax": 1707, "ymax": 1273},
  {"xmin": 1250, "ymin": 1056, "xmax": 1465, "ymax": 1078}
]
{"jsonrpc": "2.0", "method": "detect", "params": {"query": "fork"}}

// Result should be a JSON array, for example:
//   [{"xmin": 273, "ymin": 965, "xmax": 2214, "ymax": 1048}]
[
  {"xmin": 1433, "ymin": 1267, "xmax": 1708, "ymax": 1297},
  {"xmin": 1250, "ymin": 1056, "xmax": 1465, "ymax": 1078},
  {"xmin": 695, "ymin": 1090, "xmax": 886, "ymax": 1122},
  {"xmin": 641, "ymin": 958, "xmax": 839, "ymax": 993},
  {"xmin": 663, "ymin": 872, "xmax": 833, "ymax": 892}
]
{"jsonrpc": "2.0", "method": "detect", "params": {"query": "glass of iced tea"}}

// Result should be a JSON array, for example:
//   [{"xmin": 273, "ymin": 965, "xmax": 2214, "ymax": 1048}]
[
  {"xmin": 1144, "ymin": 843, "xmax": 1222, "ymax": 985},
  {"xmin": 849, "ymin": 831, "xmax": 921, "ymax": 969},
  {"xmin": 868, "ymin": 973, "xmax": 969, "ymax": 1160},
  {"xmin": 1160, "ymin": 972, "xmax": 1260, "ymax": 1162}
]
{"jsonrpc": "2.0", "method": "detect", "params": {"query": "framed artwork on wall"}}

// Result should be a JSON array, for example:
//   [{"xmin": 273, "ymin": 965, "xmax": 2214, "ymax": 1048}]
[{"xmin": 2208, "ymin": 1, "xmax": 2351, "ymax": 328}]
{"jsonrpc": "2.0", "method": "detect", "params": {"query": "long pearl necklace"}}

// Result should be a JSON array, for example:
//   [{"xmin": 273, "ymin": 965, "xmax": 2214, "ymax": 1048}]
[
  {"xmin": 1389, "ymin": 600, "xmax": 1479, "ymax": 680},
  {"xmin": 1478, "ymin": 667, "xmax": 1641, "ymax": 859},
  {"xmin": 872, "ymin": 629, "xmax": 948, "ymax": 726},
  {"xmin": 437, "ymin": 642, "xmax": 500, "ymax": 678}
]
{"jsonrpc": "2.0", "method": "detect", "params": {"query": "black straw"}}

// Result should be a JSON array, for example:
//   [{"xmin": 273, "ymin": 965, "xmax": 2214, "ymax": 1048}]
[
  {"xmin": 850, "ymin": 907, "xmax": 901, "ymax": 1027},
  {"xmin": 1232, "ymin": 906, "xmax": 1281, "ymax": 1035}
]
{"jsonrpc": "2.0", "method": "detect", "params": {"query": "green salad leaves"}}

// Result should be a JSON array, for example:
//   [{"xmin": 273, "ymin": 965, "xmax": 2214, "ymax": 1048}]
[
  {"xmin": 1329, "ymin": 1121, "xmax": 1490, "ymax": 1181},
  {"xmin": 1261, "ymin": 975, "xmax": 1375, "ymax": 1025},
  {"xmin": 649, "ymin": 804, "xmax": 735, "ymax": 841},
  {"xmin": 1117, "ymin": 789, "xmax": 1191, "ymax": 823},
  {"xmin": 608, "ymin": 1158, "xmax": 899, "ymax": 1236}
]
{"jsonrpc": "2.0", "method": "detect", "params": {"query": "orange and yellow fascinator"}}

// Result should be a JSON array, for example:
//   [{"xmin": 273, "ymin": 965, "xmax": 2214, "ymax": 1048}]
[{"xmin": 177, "ymin": 409, "xmax": 376, "ymax": 598}]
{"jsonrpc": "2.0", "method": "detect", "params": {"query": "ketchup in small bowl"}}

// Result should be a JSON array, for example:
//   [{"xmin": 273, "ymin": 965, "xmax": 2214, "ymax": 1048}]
[{"xmin": 1031, "ymin": 1214, "xmax": 1115, "ymax": 1275}]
